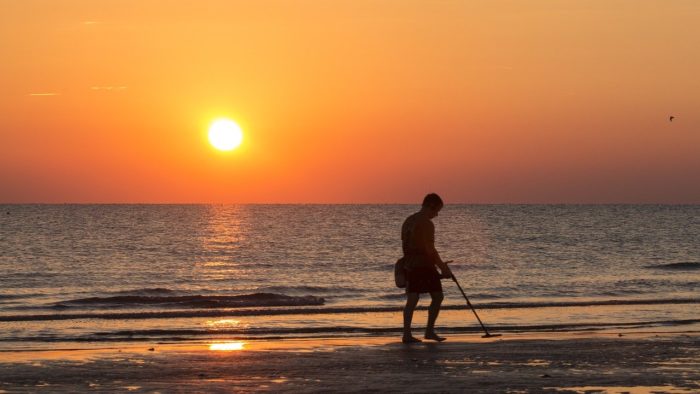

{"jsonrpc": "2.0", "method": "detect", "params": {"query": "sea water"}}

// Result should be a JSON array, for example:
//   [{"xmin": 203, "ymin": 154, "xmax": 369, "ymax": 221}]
[{"xmin": 0, "ymin": 205, "xmax": 698, "ymax": 348}]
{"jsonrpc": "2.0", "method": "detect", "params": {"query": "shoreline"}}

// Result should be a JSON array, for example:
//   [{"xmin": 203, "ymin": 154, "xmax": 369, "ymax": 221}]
[
  {"xmin": 2, "ymin": 329, "xmax": 699, "ymax": 393},
  {"xmin": 3, "ymin": 325, "xmax": 700, "ymax": 356}
]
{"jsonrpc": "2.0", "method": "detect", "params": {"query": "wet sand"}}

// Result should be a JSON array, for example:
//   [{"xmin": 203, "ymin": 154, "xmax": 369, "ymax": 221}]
[{"xmin": 1, "ymin": 331, "xmax": 699, "ymax": 393}]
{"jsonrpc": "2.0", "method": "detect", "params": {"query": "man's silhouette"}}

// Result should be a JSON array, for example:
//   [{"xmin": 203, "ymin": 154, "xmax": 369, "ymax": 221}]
[{"xmin": 400, "ymin": 193, "xmax": 452, "ymax": 343}]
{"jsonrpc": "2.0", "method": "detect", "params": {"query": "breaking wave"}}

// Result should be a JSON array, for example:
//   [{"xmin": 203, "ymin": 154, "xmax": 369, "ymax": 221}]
[
  {"xmin": 53, "ymin": 293, "xmax": 325, "ymax": 310},
  {"xmin": 3, "ymin": 297, "xmax": 698, "ymax": 322}
]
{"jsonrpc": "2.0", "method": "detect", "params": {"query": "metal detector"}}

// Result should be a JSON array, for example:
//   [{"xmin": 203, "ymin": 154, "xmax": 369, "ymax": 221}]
[{"xmin": 451, "ymin": 274, "xmax": 502, "ymax": 338}]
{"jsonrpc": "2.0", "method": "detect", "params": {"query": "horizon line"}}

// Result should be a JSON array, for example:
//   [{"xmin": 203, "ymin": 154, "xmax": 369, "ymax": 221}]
[{"xmin": 1, "ymin": 202, "xmax": 698, "ymax": 206}]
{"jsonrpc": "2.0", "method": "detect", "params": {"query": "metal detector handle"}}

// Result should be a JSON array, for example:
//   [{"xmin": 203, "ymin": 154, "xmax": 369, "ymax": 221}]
[
  {"xmin": 451, "ymin": 274, "xmax": 474, "ymax": 308},
  {"xmin": 451, "ymin": 273, "xmax": 493, "ymax": 337},
  {"xmin": 440, "ymin": 260, "xmax": 454, "ymax": 279}
]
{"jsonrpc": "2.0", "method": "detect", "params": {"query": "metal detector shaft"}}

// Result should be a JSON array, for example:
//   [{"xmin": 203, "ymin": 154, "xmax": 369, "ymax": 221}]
[{"xmin": 451, "ymin": 274, "xmax": 495, "ymax": 337}]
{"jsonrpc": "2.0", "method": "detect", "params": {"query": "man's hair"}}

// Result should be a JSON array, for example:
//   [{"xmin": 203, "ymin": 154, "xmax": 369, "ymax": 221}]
[{"xmin": 422, "ymin": 193, "xmax": 443, "ymax": 208}]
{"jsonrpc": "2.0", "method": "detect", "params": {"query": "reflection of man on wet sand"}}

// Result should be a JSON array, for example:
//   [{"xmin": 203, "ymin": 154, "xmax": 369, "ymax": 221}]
[{"xmin": 401, "ymin": 193, "xmax": 452, "ymax": 343}]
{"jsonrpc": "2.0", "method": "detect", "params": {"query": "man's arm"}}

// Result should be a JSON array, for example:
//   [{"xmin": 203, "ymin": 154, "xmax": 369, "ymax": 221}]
[{"xmin": 419, "ymin": 219, "xmax": 452, "ymax": 277}]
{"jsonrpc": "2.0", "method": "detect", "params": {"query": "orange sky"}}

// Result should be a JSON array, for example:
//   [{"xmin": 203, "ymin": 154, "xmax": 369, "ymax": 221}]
[{"xmin": 1, "ymin": 1, "xmax": 698, "ymax": 203}]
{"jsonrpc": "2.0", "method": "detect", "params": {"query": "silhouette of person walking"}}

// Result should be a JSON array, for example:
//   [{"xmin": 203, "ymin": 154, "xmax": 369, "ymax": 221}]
[{"xmin": 401, "ymin": 193, "xmax": 452, "ymax": 343}]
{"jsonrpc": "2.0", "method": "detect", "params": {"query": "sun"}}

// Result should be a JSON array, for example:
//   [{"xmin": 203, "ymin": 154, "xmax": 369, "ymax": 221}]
[{"xmin": 208, "ymin": 119, "xmax": 243, "ymax": 151}]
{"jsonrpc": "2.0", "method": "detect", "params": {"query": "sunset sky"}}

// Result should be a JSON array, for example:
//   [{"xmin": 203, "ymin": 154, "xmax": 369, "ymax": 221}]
[{"xmin": 1, "ymin": 0, "xmax": 698, "ymax": 203}]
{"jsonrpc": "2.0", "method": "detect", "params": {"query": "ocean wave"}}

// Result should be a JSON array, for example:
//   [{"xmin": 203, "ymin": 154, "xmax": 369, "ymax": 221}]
[
  {"xmin": 0, "ymin": 294, "xmax": 41, "ymax": 300},
  {"xmin": 109, "ymin": 288, "xmax": 177, "ymax": 296},
  {"xmin": 376, "ymin": 292, "xmax": 504, "ymax": 301},
  {"xmin": 375, "ymin": 293, "xmax": 406, "ymax": 300},
  {"xmin": 256, "ymin": 285, "xmax": 366, "ymax": 295},
  {"xmin": 645, "ymin": 262, "xmax": 700, "ymax": 270},
  {"xmin": 4, "ymin": 318, "xmax": 700, "ymax": 343},
  {"xmin": 53, "ymin": 293, "xmax": 325, "ymax": 309},
  {"xmin": 3, "ymin": 297, "xmax": 699, "ymax": 322}
]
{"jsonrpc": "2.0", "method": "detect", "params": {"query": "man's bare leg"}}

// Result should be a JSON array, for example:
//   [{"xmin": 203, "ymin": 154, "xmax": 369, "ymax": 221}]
[
  {"xmin": 425, "ymin": 291, "xmax": 446, "ymax": 341},
  {"xmin": 403, "ymin": 292, "xmax": 421, "ymax": 343}
]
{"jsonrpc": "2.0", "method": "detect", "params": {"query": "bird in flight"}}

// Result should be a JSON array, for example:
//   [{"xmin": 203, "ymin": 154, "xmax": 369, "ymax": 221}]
[{"xmin": 669, "ymin": 115, "xmax": 675, "ymax": 122}]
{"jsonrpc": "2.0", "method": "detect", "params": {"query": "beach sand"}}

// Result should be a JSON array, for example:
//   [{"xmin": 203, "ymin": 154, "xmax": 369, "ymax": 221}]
[{"xmin": 1, "ymin": 330, "xmax": 699, "ymax": 393}]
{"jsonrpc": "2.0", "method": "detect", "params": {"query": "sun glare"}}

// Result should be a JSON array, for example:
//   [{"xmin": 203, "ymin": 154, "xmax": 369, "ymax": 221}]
[
  {"xmin": 208, "ymin": 119, "xmax": 243, "ymax": 151},
  {"xmin": 209, "ymin": 342, "xmax": 246, "ymax": 351}
]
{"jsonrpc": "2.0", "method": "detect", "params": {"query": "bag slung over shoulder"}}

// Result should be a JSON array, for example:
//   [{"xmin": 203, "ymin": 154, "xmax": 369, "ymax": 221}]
[{"xmin": 394, "ymin": 257, "xmax": 406, "ymax": 288}]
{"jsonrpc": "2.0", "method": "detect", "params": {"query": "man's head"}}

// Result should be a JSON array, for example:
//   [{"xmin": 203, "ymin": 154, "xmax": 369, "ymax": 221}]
[{"xmin": 422, "ymin": 193, "xmax": 443, "ymax": 218}]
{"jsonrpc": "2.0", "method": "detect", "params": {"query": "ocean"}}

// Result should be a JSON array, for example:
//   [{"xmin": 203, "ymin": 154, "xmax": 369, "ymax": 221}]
[{"xmin": 1, "ymin": 204, "xmax": 698, "ymax": 349}]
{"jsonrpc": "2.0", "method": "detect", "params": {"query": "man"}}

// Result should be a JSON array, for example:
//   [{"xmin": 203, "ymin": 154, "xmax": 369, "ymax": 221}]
[{"xmin": 401, "ymin": 193, "xmax": 452, "ymax": 343}]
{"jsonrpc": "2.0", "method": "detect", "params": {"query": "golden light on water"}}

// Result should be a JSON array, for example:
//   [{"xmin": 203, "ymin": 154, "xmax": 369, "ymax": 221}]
[
  {"xmin": 209, "ymin": 342, "xmax": 246, "ymax": 351},
  {"xmin": 205, "ymin": 319, "xmax": 241, "ymax": 327}
]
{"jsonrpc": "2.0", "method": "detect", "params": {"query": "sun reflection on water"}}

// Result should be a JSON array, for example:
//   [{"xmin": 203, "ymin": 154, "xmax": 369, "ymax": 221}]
[
  {"xmin": 195, "ymin": 205, "xmax": 248, "ymax": 281},
  {"xmin": 209, "ymin": 342, "xmax": 246, "ymax": 351},
  {"xmin": 205, "ymin": 319, "xmax": 241, "ymax": 327}
]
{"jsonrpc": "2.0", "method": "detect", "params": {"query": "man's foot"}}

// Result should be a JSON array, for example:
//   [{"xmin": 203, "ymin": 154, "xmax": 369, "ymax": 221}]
[
  {"xmin": 424, "ymin": 333, "xmax": 447, "ymax": 342},
  {"xmin": 402, "ymin": 336, "xmax": 423, "ymax": 344}
]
